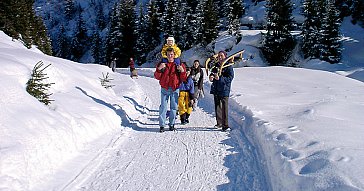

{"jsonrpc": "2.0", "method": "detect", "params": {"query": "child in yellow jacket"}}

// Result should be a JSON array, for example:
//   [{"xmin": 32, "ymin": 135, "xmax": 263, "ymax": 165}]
[{"xmin": 161, "ymin": 36, "xmax": 181, "ymax": 65}]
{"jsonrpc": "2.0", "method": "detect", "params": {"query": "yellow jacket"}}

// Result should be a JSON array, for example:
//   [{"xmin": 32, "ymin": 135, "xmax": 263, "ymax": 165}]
[{"xmin": 161, "ymin": 44, "xmax": 181, "ymax": 58}]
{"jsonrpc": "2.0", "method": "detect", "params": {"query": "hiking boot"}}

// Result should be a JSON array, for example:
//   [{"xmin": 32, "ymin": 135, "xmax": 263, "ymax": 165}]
[
  {"xmin": 185, "ymin": 114, "xmax": 190, "ymax": 123},
  {"xmin": 180, "ymin": 113, "xmax": 186, "ymax": 125},
  {"xmin": 222, "ymin": 126, "xmax": 230, "ymax": 132},
  {"xmin": 214, "ymin": 124, "xmax": 222, "ymax": 129},
  {"xmin": 159, "ymin": 127, "xmax": 165, "ymax": 133},
  {"xmin": 169, "ymin": 125, "xmax": 176, "ymax": 131}
]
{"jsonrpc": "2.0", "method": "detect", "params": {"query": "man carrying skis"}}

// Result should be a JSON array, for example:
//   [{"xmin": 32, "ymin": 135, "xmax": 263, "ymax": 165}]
[
  {"xmin": 154, "ymin": 47, "xmax": 187, "ymax": 132},
  {"xmin": 209, "ymin": 50, "xmax": 234, "ymax": 131}
]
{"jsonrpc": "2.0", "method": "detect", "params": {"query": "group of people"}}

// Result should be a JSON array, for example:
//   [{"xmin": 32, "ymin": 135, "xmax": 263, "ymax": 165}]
[
  {"xmin": 154, "ymin": 36, "xmax": 234, "ymax": 133},
  {"xmin": 110, "ymin": 57, "xmax": 137, "ymax": 78}
]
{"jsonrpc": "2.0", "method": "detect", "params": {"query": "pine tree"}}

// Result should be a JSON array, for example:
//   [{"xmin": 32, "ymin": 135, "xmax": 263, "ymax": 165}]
[
  {"xmin": 174, "ymin": 0, "xmax": 188, "ymax": 49},
  {"xmin": 147, "ymin": 0, "xmax": 162, "ymax": 48},
  {"xmin": 135, "ymin": 3, "xmax": 149, "ymax": 63},
  {"xmin": 64, "ymin": 0, "xmax": 75, "ymax": 20},
  {"xmin": 301, "ymin": 0, "xmax": 321, "ymax": 59},
  {"xmin": 155, "ymin": 0, "xmax": 166, "ymax": 38},
  {"xmin": 192, "ymin": 1, "xmax": 204, "ymax": 45},
  {"xmin": 105, "ymin": 3, "xmax": 123, "ymax": 66},
  {"xmin": 71, "ymin": 14, "xmax": 88, "ymax": 61},
  {"xmin": 0, "ymin": 0, "xmax": 52, "ymax": 54},
  {"xmin": 262, "ymin": 0, "xmax": 295, "ymax": 66},
  {"xmin": 91, "ymin": 31, "xmax": 103, "ymax": 64},
  {"xmin": 56, "ymin": 25, "xmax": 70, "ymax": 59},
  {"xmin": 320, "ymin": 0, "xmax": 342, "ymax": 63},
  {"xmin": 164, "ymin": 0, "xmax": 181, "ymax": 37},
  {"xmin": 227, "ymin": 0, "xmax": 244, "ymax": 35},
  {"xmin": 180, "ymin": 1, "xmax": 198, "ymax": 49},
  {"xmin": 352, "ymin": 0, "xmax": 364, "ymax": 27},
  {"xmin": 119, "ymin": 0, "xmax": 136, "ymax": 67},
  {"xmin": 32, "ymin": 15, "xmax": 53, "ymax": 55},
  {"xmin": 26, "ymin": 61, "xmax": 54, "ymax": 106},
  {"xmin": 202, "ymin": 0, "xmax": 218, "ymax": 46},
  {"xmin": 95, "ymin": 3, "xmax": 106, "ymax": 29}
]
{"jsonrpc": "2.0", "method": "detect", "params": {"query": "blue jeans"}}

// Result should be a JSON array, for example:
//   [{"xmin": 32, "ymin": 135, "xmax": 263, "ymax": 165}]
[{"xmin": 159, "ymin": 87, "xmax": 179, "ymax": 127}]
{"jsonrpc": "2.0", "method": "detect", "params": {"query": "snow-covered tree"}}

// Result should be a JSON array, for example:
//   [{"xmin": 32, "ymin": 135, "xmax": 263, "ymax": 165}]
[
  {"xmin": 0, "ymin": 0, "xmax": 52, "ymax": 54},
  {"xmin": 164, "ymin": 0, "xmax": 181, "ymax": 38},
  {"xmin": 320, "ymin": 0, "xmax": 342, "ymax": 63},
  {"xmin": 201, "ymin": 0, "xmax": 218, "ymax": 46},
  {"xmin": 119, "ymin": 0, "xmax": 136, "ymax": 67},
  {"xmin": 64, "ymin": 0, "xmax": 75, "ymax": 20},
  {"xmin": 105, "ymin": 3, "xmax": 123, "ymax": 66},
  {"xmin": 301, "ymin": 0, "xmax": 321, "ymax": 59},
  {"xmin": 262, "ymin": 0, "xmax": 295, "ymax": 66},
  {"xmin": 147, "ymin": 0, "xmax": 162, "ymax": 47},
  {"xmin": 191, "ymin": 1, "xmax": 204, "ymax": 45},
  {"xmin": 227, "ymin": 0, "xmax": 244, "ymax": 35},
  {"xmin": 135, "ymin": 3, "xmax": 149, "ymax": 63}
]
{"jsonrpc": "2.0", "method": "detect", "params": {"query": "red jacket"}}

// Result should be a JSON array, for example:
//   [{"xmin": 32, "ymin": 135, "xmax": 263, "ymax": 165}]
[{"xmin": 154, "ymin": 62, "xmax": 187, "ymax": 91}]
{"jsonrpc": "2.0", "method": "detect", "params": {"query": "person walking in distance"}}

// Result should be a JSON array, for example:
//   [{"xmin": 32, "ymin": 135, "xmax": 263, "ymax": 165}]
[
  {"xmin": 110, "ymin": 58, "xmax": 117, "ymax": 72},
  {"xmin": 129, "ymin": 57, "xmax": 138, "ymax": 78},
  {"xmin": 209, "ymin": 51, "xmax": 234, "ymax": 131},
  {"xmin": 154, "ymin": 48, "xmax": 187, "ymax": 132}
]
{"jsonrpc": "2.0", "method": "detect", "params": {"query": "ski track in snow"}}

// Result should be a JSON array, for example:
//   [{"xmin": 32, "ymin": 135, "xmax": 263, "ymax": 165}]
[{"xmin": 64, "ymin": 69, "xmax": 270, "ymax": 191}]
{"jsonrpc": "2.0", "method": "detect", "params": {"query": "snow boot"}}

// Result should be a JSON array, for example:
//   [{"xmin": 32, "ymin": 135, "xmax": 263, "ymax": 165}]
[
  {"xmin": 180, "ymin": 113, "xmax": 187, "ymax": 125},
  {"xmin": 185, "ymin": 113, "xmax": 190, "ymax": 124},
  {"xmin": 222, "ymin": 126, "xmax": 230, "ymax": 132},
  {"xmin": 160, "ymin": 126, "xmax": 165, "ymax": 133},
  {"xmin": 169, "ymin": 125, "xmax": 176, "ymax": 131}
]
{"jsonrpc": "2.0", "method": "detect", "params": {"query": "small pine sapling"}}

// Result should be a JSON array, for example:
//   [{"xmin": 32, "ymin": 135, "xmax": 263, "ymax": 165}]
[
  {"xmin": 26, "ymin": 61, "xmax": 55, "ymax": 105},
  {"xmin": 99, "ymin": 72, "xmax": 115, "ymax": 89}
]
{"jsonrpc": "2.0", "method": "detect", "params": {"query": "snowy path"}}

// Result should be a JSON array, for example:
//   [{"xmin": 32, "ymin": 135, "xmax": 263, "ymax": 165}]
[{"xmin": 64, "ymin": 69, "xmax": 270, "ymax": 191}]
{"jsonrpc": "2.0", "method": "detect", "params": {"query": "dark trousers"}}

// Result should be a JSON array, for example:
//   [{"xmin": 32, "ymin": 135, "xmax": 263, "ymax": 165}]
[{"xmin": 214, "ymin": 95, "xmax": 229, "ymax": 127}]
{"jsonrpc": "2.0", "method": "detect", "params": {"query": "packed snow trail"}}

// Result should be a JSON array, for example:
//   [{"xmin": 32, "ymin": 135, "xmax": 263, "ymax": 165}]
[{"xmin": 64, "ymin": 69, "xmax": 269, "ymax": 191}]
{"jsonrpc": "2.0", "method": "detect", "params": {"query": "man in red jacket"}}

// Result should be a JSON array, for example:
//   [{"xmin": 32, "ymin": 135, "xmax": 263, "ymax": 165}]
[{"xmin": 154, "ymin": 47, "xmax": 187, "ymax": 132}]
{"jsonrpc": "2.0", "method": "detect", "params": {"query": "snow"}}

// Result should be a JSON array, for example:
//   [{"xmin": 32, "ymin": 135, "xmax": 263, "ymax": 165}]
[{"xmin": 1, "ymin": 18, "xmax": 364, "ymax": 191}]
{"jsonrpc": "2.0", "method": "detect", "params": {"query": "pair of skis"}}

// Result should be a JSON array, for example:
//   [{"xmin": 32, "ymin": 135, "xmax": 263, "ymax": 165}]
[{"xmin": 205, "ymin": 50, "xmax": 245, "ymax": 76}]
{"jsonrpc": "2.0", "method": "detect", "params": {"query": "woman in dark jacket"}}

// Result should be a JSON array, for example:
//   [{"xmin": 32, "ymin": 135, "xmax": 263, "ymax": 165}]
[
  {"xmin": 190, "ymin": 60, "xmax": 204, "ymax": 110},
  {"xmin": 209, "ymin": 51, "xmax": 234, "ymax": 131}
]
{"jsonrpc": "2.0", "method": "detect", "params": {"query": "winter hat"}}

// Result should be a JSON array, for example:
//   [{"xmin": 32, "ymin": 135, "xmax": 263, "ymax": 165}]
[{"xmin": 166, "ymin": 36, "xmax": 175, "ymax": 45}]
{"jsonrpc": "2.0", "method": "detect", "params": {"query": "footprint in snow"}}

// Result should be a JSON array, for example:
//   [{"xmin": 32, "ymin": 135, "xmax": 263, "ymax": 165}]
[
  {"xmin": 282, "ymin": 149, "xmax": 300, "ymax": 160},
  {"xmin": 288, "ymin": 125, "xmax": 300, "ymax": 133},
  {"xmin": 299, "ymin": 159, "xmax": 330, "ymax": 174}
]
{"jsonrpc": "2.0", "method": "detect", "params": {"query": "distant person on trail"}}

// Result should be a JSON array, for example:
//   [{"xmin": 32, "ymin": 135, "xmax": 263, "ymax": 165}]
[
  {"xmin": 190, "ymin": 60, "xmax": 204, "ymax": 110},
  {"xmin": 209, "ymin": 50, "xmax": 234, "ymax": 132},
  {"xmin": 110, "ymin": 58, "xmax": 117, "ymax": 72},
  {"xmin": 178, "ymin": 66, "xmax": 194, "ymax": 125},
  {"xmin": 161, "ymin": 36, "xmax": 181, "ymax": 66},
  {"xmin": 129, "ymin": 57, "xmax": 138, "ymax": 78},
  {"xmin": 154, "ymin": 47, "xmax": 187, "ymax": 132},
  {"xmin": 129, "ymin": 57, "xmax": 135, "ymax": 72}
]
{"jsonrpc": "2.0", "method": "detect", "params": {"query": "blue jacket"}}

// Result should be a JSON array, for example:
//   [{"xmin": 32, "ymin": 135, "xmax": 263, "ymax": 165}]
[
  {"xmin": 179, "ymin": 76, "xmax": 195, "ymax": 97},
  {"xmin": 210, "ymin": 64, "xmax": 234, "ymax": 97}
]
